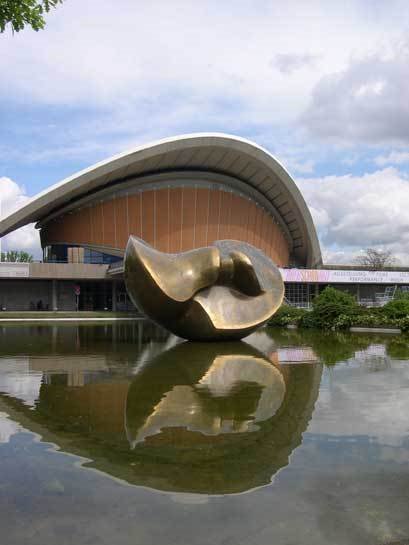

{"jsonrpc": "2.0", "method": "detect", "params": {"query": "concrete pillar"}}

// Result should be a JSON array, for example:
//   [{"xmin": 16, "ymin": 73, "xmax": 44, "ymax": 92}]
[
  {"xmin": 112, "ymin": 281, "xmax": 117, "ymax": 312},
  {"xmin": 52, "ymin": 280, "xmax": 58, "ymax": 311}
]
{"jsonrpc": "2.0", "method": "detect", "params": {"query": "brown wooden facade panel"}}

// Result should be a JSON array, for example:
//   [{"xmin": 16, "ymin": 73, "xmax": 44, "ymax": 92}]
[
  {"xmin": 229, "ymin": 193, "xmax": 242, "ymax": 242},
  {"xmin": 181, "ymin": 187, "xmax": 195, "ymax": 250},
  {"xmin": 261, "ymin": 211, "xmax": 269, "ymax": 254},
  {"xmin": 168, "ymin": 187, "xmax": 182, "ymax": 253},
  {"xmin": 128, "ymin": 193, "xmax": 141, "ymax": 240},
  {"xmin": 94, "ymin": 203, "xmax": 104, "ymax": 246},
  {"xmin": 102, "ymin": 200, "xmax": 116, "ymax": 247},
  {"xmin": 246, "ymin": 202, "xmax": 256, "ymax": 246},
  {"xmin": 194, "ymin": 188, "xmax": 209, "ymax": 248},
  {"xmin": 115, "ymin": 196, "xmax": 128, "ymax": 249},
  {"xmin": 218, "ymin": 191, "xmax": 232, "ymax": 240},
  {"xmin": 155, "ymin": 188, "xmax": 169, "ymax": 252},
  {"xmin": 207, "ymin": 189, "xmax": 221, "ymax": 244},
  {"xmin": 41, "ymin": 185, "xmax": 290, "ymax": 265},
  {"xmin": 141, "ymin": 191, "xmax": 154, "ymax": 246}
]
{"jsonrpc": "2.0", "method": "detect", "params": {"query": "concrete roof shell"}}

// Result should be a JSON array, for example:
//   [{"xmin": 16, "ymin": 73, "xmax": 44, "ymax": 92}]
[{"xmin": 0, "ymin": 133, "xmax": 322, "ymax": 267}]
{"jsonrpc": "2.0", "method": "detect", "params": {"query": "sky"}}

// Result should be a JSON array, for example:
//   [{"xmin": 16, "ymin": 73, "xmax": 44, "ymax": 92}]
[{"xmin": 1, "ymin": 0, "xmax": 409, "ymax": 264}]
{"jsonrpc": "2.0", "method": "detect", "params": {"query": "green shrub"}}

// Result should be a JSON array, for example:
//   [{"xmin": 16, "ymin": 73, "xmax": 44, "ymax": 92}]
[
  {"xmin": 299, "ymin": 310, "xmax": 319, "ymax": 328},
  {"xmin": 268, "ymin": 305, "xmax": 307, "ymax": 326},
  {"xmin": 383, "ymin": 298, "xmax": 409, "ymax": 319},
  {"xmin": 334, "ymin": 311, "xmax": 409, "ymax": 331},
  {"xmin": 395, "ymin": 316, "xmax": 409, "ymax": 332},
  {"xmin": 332, "ymin": 313, "xmax": 354, "ymax": 329},
  {"xmin": 394, "ymin": 289, "xmax": 409, "ymax": 301},
  {"xmin": 268, "ymin": 287, "xmax": 409, "ymax": 331},
  {"xmin": 307, "ymin": 287, "xmax": 359, "ymax": 329},
  {"xmin": 349, "ymin": 313, "xmax": 389, "ymax": 328}
]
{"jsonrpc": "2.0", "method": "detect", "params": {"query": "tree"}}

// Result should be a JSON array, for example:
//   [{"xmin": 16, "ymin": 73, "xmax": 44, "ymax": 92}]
[
  {"xmin": 0, "ymin": 250, "xmax": 33, "ymax": 262},
  {"xmin": 355, "ymin": 248, "xmax": 396, "ymax": 270},
  {"xmin": 0, "ymin": 0, "xmax": 63, "ymax": 33},
  {"xmin": 305, "ymin": 286, "xmax": 359, "ymax": 330}
]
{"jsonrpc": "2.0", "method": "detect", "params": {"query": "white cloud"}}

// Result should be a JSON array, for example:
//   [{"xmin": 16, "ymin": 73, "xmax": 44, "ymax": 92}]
[
  {"xmin": 0, "ymin": 358, "xmax": 42, "ymax": 408},
  {"xmin": 341, "ymin": 154, "xmax": 361, "ymax": 166},
  {"xmin": 0, "ymin": 412, "xmax": 22, "ymax": 443},
  {"xmin": 0, "ymin": 178, "xmax": 41, "ymax": 258},
  {"xmin": 0, "ymin": 0, "xmax": 408, "ymax": 179},
  {"xmin": 354, "ymin": 79, "xmax": 386, "ymax": 98},
  {"xmin": 0, "ymin": 0, "xmax": 402, "ymax": 129},
  {"xmin": 302, "ymin": 35, "xmax": 409, "ymax": 143},
  {"xmin": 310, "ymin": 358, "xmax": 409, "ymax": 446},
  {"xmin": 280, "ymin": 156, "xmax": 316, "ymax": 175},
  {"xmin": 272, "ymin": 53, "xmax": 320, "ymax": 75},
  {"xmin": 375, "ymin": 150, "xmax": 409, "ymax": 166},
  {"xmin": 297, "ymin": 167, "xmax": 409, "ymax": 264},
  {"xmin": 320, "ymin": 249, "xmax": 356, "ymax": 265},
  {"xmin": 2, "ymin": 1, "xmax": 409, "ymax": 264}
]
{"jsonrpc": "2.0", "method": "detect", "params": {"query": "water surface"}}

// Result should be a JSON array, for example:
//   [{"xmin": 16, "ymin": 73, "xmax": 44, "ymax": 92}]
[{"xmin": 0, "ymin": 323, "xmax": 408, "ymax": 545}]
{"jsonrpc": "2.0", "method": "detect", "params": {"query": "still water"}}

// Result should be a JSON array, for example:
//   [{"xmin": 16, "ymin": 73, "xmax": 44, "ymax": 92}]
[{"xmin": 0, "ymin": 322, "xmax": 408, "ymax": 545}]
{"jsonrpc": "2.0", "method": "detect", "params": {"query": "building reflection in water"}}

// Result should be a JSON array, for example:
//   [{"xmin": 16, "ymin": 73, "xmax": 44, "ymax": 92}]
[{"xmin": 0, "ymin": 322, "xmax": 322, "ymax": 494}]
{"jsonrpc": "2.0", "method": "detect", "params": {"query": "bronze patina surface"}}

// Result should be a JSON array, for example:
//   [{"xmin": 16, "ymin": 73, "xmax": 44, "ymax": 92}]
[{"xmin": 124, "ymin": 237, "xmax": 284, "ymax": 341}]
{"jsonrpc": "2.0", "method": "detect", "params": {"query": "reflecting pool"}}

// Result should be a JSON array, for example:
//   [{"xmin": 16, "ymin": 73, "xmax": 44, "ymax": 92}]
[{"xmin": 0, "ymin": 323, "xmax": 408, "ymax": 545}]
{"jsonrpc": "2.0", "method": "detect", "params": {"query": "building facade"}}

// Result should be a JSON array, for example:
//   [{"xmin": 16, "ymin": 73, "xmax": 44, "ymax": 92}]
[{"xmin": 0, "ymin": 133, "xmax": 322, "ymax": 311}]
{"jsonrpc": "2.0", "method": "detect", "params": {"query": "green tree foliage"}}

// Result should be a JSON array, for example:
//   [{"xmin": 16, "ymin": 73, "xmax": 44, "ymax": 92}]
[
  {"xmin": 382, "ymin": 298, "xmax": 409, "ymax": 319},
  {"xmin": 394, "ymin": 289, "xmax": 409, "ymax": 301},
  {"xmin": 0, "ymin": 0, "xmax": 63, "ymax": 33},
  {"xmin": 268, "ymin": 304, "xmax": 307, "ymax": 327},
  {"xmin": 304, "ymin": 286, "xmax": 359, "ymax": 329},
  {"xmin": 1, "ymin": 250, "xmax": 33, "ymax": 262}
]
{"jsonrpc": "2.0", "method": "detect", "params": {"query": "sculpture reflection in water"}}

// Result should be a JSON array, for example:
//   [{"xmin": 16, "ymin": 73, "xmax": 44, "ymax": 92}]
[
  {"xmin": 124, "ymin": 237, "xmax": 284, "ymax": 340},
  {"xmin": 0, "ymin": 333, "xmax": 322, "ymax": 495},
  {"xmin": 125, "ymin": 342, "xmax": 286, "ymax": 447}
]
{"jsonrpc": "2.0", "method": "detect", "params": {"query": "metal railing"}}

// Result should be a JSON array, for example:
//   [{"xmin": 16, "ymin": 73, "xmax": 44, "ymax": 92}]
[
  {"xmin": 359, "ymin": 285, "xmax": 397, "ymax": 307},
  {"xmin": 283, "ymin": 297, "xmax": 312, "ymax": 310}
]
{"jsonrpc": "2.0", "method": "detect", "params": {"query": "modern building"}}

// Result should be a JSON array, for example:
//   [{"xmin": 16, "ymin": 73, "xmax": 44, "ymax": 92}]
[
  {"xmin": 0, "ymin": 133, "xmax": 408, "ymax": 312},
  {"xmin": 0, "ymin": 133, "xmax": 322, "ymax": 311}
]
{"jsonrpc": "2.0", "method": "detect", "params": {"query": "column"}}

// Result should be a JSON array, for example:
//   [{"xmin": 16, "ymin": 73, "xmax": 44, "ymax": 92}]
[
  {"xmin": 52, "ymin": 280, "xmax": 58, "ymax": 311},
  {"xmin": 112, "ymin": 281, "xmax": 117, "ymax": 312}
]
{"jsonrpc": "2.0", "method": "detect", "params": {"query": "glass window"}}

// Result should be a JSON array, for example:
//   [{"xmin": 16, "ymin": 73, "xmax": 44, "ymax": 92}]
[
  {"xmin": 44, "ymin": 245, "xmax": 122, "ymax": 265},
  {"xmin": 284, "ymin": 283, "xmax": 311, "ymax": 308}
]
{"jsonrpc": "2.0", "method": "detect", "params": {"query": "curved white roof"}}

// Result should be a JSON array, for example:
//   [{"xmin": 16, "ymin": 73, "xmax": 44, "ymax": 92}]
[{"xmin": 0, "ymin": 133, "xmax": 321, "ymax": 267}]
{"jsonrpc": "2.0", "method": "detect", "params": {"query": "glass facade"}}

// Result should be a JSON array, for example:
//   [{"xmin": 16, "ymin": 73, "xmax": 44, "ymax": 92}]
[
  {"xmin": 78, "ymin": 281, "xmax": 113, "ymax": 311},
  {"xmin": 77, "ymin": 281, "xmax": 135, "ymax": 311},
  {"xmin": 83, "ymin": 248, "xmax": 122, "ymax": 264},
  {"xmin": 43, "ymin": 245, "xmax": 122, "ymax": 265}
]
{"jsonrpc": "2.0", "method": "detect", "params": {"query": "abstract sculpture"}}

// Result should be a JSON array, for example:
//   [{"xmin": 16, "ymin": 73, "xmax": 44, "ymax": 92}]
[{"xmin": 124, "ymin": 237, "xmax": 284, "ymax": 341}]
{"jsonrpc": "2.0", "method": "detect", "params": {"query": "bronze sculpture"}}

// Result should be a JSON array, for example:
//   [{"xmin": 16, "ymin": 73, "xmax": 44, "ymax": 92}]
[{"xmin": 124, "ymin": 237, "xmax": 284, "ymax": 341}]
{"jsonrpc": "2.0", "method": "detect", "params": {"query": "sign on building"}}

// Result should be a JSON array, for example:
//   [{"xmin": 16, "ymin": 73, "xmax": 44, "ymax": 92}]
[
  {"xmin": 0, "ymin": 263, "xmax": 30, "ymax": 278},
  {"xmin": 280, "ymin": 268, "xmax": 409, "ymax": 284}
]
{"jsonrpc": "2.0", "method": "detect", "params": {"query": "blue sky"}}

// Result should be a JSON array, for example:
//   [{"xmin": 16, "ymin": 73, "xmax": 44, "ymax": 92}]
[{"xmin": 1, "ymin": 0, "xmax": 409, "ymax": 263}]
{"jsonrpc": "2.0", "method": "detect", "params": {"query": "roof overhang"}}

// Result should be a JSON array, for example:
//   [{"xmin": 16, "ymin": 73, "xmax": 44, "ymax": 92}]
[{"xmin": 0, "ymin": 133, "xmax": 322, "ymax": 267}]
